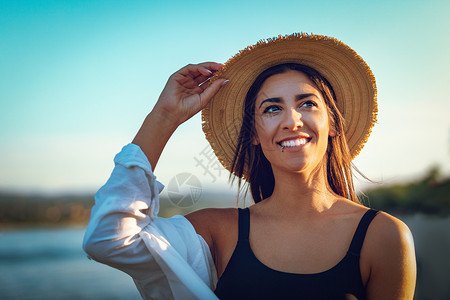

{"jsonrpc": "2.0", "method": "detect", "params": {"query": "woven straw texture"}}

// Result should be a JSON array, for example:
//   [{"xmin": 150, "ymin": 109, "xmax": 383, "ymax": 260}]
[{"xmin": 202, "ymin": 33, "xmax": 377, "ymax": 178}]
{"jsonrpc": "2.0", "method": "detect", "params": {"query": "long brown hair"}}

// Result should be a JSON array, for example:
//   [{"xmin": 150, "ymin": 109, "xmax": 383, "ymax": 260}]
[{"xmin": 230, "ymin": 63, "xmax": 359, "ymax": 204}]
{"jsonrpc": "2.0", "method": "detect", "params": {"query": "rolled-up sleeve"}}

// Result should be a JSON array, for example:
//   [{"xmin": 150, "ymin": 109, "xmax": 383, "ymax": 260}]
[{"xmin": 82, "ymin": 143, "xmax": 218, "ymax": 300}]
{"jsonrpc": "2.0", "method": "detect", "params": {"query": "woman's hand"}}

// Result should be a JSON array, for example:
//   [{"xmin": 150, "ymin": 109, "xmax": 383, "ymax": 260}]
[
  {"xmin": 154, "ymin": 62, "xmax": 227, "ymax": 126},
  {"xmin": 133, "ymin": 62, "xmax": 227, "ymax": 170}
]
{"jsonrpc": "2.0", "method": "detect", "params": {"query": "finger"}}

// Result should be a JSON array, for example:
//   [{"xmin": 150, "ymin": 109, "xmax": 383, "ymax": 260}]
[
  {"xmin": 193, "ymin": 73, "xmax": 211, "ymax": 85},
  {"xmin": 178, "ymin": 62, "xmax": 223, "ymax": 77},
  {"xmin": 191, "ymin": 69, "xmax": 217, "ymax": 86},
  {"xmin": 197, "ymin": 66, "xmax": 213, "ymax": 77},
  {"xmin": 194, "ymin": 63, "xmax": 224, "ymax": 83},
  {"xmin": 172, "ymin": 62, "xmax": 224, "ymax": 91},
  {"xmin": 197, "ymin": 62, "xmax": 224, "ymax": 72},
  {"xmin": 199, "ymin": 78, "xmax": 229, "ymax": 108},
  {"xmin": 177, "ymin": 64, "xmax": 202, "ymax": 80},
  {"xmin": 176, "ymin": 73, "xmax": 209, "ymax": 89}
]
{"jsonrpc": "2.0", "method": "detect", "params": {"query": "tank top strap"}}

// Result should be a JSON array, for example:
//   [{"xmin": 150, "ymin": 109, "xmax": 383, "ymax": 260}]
[
  {"xmin": 348, "ymin": 209, "xmax": 380, "ymax": 256},
  {"xmin": 237, "ymin": 207, "xmax": 250, "ymax": 241}
]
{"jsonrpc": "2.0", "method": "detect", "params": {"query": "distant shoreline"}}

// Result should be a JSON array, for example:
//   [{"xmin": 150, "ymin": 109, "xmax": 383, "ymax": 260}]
[{"xmin": 1, "ymin": 168, "xmax": 449, "ymax": 227}]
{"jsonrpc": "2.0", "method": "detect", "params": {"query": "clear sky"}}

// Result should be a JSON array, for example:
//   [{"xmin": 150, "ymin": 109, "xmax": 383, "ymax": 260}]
[{"xmin": 1, "ymin": 0, "xmax": 449, "ymax": 195}]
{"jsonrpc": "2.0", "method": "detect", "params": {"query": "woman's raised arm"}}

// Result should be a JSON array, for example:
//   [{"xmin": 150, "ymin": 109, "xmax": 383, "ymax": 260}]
[
  {"xmin": 83, "ymin": 62, "xmax": 227, "ymax": 299},
  {"xmin": 132, "ymin": 62, "xmax": 227, "ymax": 170}
]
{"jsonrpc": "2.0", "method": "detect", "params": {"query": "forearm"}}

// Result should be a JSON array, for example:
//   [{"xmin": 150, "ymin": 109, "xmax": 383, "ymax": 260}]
[{"xmin": 132, "ymin": 108, "xmax": 178, "ymax": 171}]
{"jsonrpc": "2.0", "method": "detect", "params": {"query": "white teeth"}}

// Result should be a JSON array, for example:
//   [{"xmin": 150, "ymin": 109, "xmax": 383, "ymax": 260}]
[{"xmin": 280, "ymin": 138, "xmax": 308, "ymax": 147}]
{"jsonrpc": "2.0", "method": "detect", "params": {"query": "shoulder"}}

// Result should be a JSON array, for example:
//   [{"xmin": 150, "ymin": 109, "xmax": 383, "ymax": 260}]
[
  {"xmin": 185, "ymin": 207, "xmax": 238, "ymax": 230},
  {"xmin": 185, "ymin": 207, "xmax": 239, "ymax": 250},
  {"xmin": 365, "ymin": 211, "xmax": 415, "ymax": 253},
  {"xmin": 362, "ymin": 211, "xmax": 417, "ymax": 299}
]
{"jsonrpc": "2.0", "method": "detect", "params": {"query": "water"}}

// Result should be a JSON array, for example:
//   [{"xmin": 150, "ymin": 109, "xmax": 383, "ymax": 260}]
[
  {"xmin": 1, "ymin": 215, "xmax": 449, "ymax": 299},
  {"xmin": 0, "ymin": 228, "xmax": 141, "ymax": 300},
  {"xmin": 402, "ymin": 215, "xmax": 450, "ymax": 299}
]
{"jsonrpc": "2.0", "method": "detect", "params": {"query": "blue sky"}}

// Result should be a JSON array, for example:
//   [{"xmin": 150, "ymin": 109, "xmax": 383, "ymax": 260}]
[{"xmin": 1, "ymin": 0, "xmax": 449, "ymax": 194}]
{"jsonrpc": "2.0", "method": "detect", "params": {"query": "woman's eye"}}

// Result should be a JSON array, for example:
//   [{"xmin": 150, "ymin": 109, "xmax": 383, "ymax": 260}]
[
  {"xmin": 263, "ymin": 105, "xmax": 281, "ymax": 114},
  {"xmin": 301, "ymin": 100, "xmax": 317, "ymax": 108}
]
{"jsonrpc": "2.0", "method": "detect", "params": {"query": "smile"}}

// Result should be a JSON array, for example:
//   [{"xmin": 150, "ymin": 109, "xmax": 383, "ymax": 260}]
[{"xmin": 278, "ymin": 137, "xmax": 311, "ymax": 149}]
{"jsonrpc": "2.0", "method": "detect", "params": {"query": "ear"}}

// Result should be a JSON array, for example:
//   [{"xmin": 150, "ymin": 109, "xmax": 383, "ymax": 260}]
[
  {"xmin": 329, "ymin": 126, "xmax": 337, "ymax": 137},
  {"xmin": 252, "ymin": 135, "xmax": 260, "ymax": 145}
]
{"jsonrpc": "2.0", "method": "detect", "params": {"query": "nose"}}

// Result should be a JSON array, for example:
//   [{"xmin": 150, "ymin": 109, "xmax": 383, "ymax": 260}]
[{"xmin": 282, "ymin": 108, "xmax": 303, "ymax": 131}]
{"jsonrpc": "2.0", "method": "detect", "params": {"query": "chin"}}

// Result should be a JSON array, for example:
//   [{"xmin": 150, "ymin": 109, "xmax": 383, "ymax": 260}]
[{"xmin": 274, "ymin": 157, "xmax": 325, "ymax": 176}]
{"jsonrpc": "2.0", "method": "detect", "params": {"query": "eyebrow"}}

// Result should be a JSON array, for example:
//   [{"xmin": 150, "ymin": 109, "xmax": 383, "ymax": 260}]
[{"xmin": 258, "ymin": 93, "xmax": 319, "ymax": 109}]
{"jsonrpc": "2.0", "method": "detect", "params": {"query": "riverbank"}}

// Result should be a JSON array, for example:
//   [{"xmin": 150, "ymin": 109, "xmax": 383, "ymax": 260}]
[{"xmin": 1, "ymin": 214, "xmax": 449, "ymax": 299}]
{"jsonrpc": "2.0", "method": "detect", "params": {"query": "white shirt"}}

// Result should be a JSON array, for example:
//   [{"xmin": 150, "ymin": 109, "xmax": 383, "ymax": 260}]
[{"xmin": 83, "ymin": 143, "xmax": 219, "ymax": 300}]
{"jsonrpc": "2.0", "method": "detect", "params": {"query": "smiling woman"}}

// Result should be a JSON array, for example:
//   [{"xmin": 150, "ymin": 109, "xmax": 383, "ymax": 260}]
[
  {"xmin": 255, "ymin": 70, "xmax": 336, "ymax": 191},
  {"xmin": 83, "ymin": 33, "xmax": 416, "ymax": 300},
  {"xmin": 230, "ymin": 63, "xmax": 355, "ymax": 204}
]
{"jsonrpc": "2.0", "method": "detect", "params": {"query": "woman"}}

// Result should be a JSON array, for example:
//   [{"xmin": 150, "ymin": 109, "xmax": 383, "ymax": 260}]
[{"xmin": 83, "ymin": 33, "xmax": 416, "ymax": 299}]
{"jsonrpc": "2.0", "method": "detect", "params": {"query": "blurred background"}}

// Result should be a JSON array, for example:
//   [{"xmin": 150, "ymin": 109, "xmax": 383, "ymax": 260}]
[{"xmin": 1, "ymin": 0, "xmax": 449, "ymax": 299}]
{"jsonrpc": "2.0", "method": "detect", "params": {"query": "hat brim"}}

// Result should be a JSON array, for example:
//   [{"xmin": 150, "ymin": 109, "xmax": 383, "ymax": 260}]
[{"xmin": 202, "ymin": 33, "xmax": 377, "ymax": 179}]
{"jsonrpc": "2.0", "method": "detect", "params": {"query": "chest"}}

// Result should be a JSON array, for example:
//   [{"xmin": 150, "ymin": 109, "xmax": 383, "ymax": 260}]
[
  {"xmin": 251, "ymin": 221, "xmax": 353, "ymax": 273},
  {"xmin": 214, "ymin": 215, "xmax": 368, "ymax": 300},
  {"xmin": 214, "ymin": 213, "xmax": 369, "ymax": 280}
]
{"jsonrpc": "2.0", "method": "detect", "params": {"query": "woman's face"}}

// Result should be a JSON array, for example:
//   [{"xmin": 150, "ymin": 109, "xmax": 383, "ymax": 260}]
[{"xmin": 253, "ymin": 70, "xmax": 335, "ymax": 175}]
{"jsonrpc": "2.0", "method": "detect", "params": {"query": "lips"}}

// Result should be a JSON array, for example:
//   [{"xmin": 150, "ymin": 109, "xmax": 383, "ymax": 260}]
[{"xmin": 277, "ymin": 137, "xmax": 311, "ymax": 148}]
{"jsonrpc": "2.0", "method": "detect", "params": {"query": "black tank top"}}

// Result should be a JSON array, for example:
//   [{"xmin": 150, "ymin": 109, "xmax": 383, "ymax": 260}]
[{"xmin": 214, "ymin": 208, "xmax": 379, "ymax": 300}]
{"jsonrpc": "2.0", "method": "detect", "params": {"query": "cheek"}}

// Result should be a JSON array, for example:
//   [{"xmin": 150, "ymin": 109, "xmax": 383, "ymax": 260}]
[
  {"xmin": 254, "ymin": 116, "xmax": 279, "ymax": 145},
  {"xmin": 308, "ymin": 112, "xmax": 330, "ymax": 135}
]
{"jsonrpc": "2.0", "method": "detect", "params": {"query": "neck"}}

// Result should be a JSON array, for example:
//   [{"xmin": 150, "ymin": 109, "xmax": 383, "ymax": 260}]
[{"xmin": 260, "ymin": 163, "xmax": 339, "ymax": 218}]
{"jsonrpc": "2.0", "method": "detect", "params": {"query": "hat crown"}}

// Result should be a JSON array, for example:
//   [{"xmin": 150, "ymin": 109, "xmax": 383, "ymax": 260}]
[{"xmin": 202, "ymin": 33, "xmax": 377, "ymax": 179}]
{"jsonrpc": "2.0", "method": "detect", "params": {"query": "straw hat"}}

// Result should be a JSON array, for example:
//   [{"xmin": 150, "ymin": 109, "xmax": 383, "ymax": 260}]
[{"xmin": 202, "ymin": 33, "xmax": 377, "ymax": 178}]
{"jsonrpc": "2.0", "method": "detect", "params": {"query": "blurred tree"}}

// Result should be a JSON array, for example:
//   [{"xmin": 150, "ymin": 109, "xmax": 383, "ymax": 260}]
[{"xmin": 364, "ymin": 166, "xmax": 450, "ymax": 216}]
